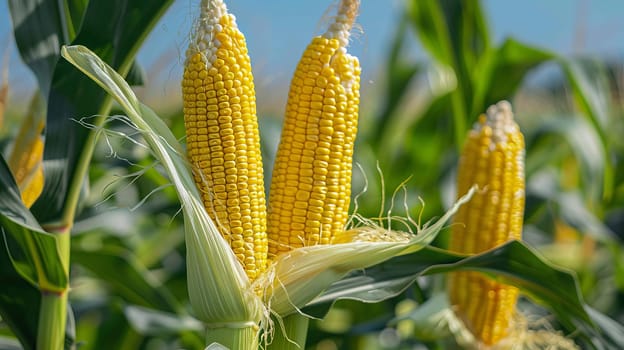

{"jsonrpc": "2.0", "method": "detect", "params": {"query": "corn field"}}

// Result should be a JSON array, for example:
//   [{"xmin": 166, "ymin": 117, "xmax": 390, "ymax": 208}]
[{"xmin": 1, "ymin": 0, "xmax": 623, "ymax": 349}]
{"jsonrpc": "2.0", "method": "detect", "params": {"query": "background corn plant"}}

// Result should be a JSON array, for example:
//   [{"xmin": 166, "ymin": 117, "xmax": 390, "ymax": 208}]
[{"xmin": 0, "ymin": 0, "xmax": 622, "ymax": 349}]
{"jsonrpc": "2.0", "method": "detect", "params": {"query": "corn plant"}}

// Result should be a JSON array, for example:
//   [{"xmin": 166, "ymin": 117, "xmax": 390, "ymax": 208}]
[{"xmin": 1, "ymin": 0, "xmax": 175, "ymax": 349}]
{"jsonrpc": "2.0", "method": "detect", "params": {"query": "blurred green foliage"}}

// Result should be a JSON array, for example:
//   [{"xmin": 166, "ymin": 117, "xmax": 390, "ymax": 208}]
[{"xmin": 0, "ymin": 0, "xmax": 623, "ymax": 349}]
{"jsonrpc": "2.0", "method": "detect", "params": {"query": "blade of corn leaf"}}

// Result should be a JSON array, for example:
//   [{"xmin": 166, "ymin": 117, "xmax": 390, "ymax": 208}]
[
  {"xmin": 526, "ymin": 115, "xmax": 605, "ymax": 205},
  {"xmin": 0, "ymin": 232, "xmax": 40, "ymax": 350},
  {"xmin": 71, "ymin": 239, "xmax": 182, "ymax": 313},
  {"xmin": 390, "ymin": 294, "xmax": 473, "ymax": 344},
  {"xmin": 304, "ymin": 240, "xmax": 617, "ymax": 348},
  {"xmin": 407, "ymin": 0, "xmax": 488, "ymax": 146},
  {"xmin": 584, "ymin": 306, "xmax": 624, "ymax": 350},
  {"xmin": 423, "ymin": 241, "xmax": 592, "ymax": 334},
  {"xmin": 123, "ymin": 305, "xmax": 203, "ymax": 336},
  {"xmin": 60, "ymin": 44, "xmax": 262, "ymax": 323},
  {"xmin": 471, "ymin": 38, "xmax": 553, "ymax": 118},
  {"xmin": 0, "ymin": 156, "xmax": 67, "ymax": 293},
  {"xmin": 421, "ymin": 241, "xmax": 606, "ymax": 347},
  {"xmin": 372, "ymin": 13, "xmax": 421, "ymax": 144},
  {"xmin": 527, "ymin": 170, "xmax": 615, "ymax": 242},
  {"xmin": 561, "ymin": 59, "xmax": 614, "ymax": 201},
  {"xmin": 9, "ymin": 0, "xmax": 68, "ymax": 97}
]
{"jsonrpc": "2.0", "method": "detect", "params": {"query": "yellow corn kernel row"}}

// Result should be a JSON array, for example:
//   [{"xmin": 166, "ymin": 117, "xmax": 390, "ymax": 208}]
[
  {"xmin": 182, "ymin": 0, "xmax": 267, "ymax": 280},
  {"xmin": 448, "ymin": 101, "xmax": 525, "ymax": 346},
  {"xmin": 8, "ymin": 93, "xmax": 45, "ymax": 208},
  {"xmin": 267, "ymin": 0, "xmax": 361, "ymax": 256}
]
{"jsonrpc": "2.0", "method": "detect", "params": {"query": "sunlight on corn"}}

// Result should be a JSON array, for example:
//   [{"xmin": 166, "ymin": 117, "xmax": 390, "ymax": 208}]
[
  {"xmin": 8, "ymin": 93, "xmax": 45, "ymax": 208},
  {"xmin": 448, "ymin": 101, "xmax": 525, "ymax": 347}
]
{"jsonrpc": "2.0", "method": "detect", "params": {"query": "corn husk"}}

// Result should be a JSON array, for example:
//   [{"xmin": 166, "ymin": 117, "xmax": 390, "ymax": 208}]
[
  {"xmin": 61, "ymin": 46, "xmax": 263, "ymax": 329},
  {"xmin": 258, "ymin": 188, "xmax": 474, "ymax": 317}
]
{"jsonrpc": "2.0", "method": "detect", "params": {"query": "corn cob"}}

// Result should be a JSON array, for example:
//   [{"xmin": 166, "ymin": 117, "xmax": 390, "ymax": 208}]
[
  {"xmin": 182, "ymin": 0, "xmax": 267, "ymax": 280},
  {"xmin": 267, "ymin": 0, "xmax": 361, "ymax": 256},
  {"xmin": 448, "ymin": 101, "xmax": 525, "ymax": 346},
  {"xmin": 8, "ymin": 93, "xmax": 45, "ymax": 208}
]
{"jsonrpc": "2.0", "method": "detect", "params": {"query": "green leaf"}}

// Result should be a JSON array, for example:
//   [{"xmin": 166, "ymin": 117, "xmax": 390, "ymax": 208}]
[
  {"xmin": 406, "ymin": 0, "xmax": 470, "ymax": 148},
  {"xmin": 24, "ymin": 0, "xmax": 173, "ymax": 225},
  {"xmin": 0, "ymin": 336, "xmax": 24, "ymax": 350},
  {"xmin": 123, "ymin": 305, "xmax": 202, "ymax": 336},
  {"xmin": 585, "ymin": 306, "xmax": 624, "ymax": 349},
  {"xmin": 304, "ymin": 246, "xmax": 462, "ymax": 318},
  {"xmin": 472, "ymin": 38, "xmax": 553, "ymax": 118},
  {"xmin": 527, "ymin": 169, "xmax": 615, "ymax": 243},
  {"xmin": 390, "ymin": 294, "xmax": 470, "ymax": 343},
  {"xmin": 408, "ymin": 0, "xmax": 490, "ymax": 101},
  {"xmin": 126, "ymin": 60, "xmax": 146, "ymax": 86},
  {"xmin": 562, "ymin": 59, "xmax": 610, "ymax": 136},
  {"xmin": 406, "ymin": 0, "xmax": 454, "ymax": 68},
  {"xmin": 0, "ymin": 238, "xmax": 40, "ymax": 350},
  {"xmin": 526, "ymin": 115, "xmax": 603, "ymax": 193},
  {"xmin": 305, "ymin": 241, "xmax": 613, "ymax": 347},
  {"xmin": 561, "ymin": 58, "xmax": 615, "ymax": 201},
  {"xmin": 0, "ymin": 156, "xmax": 67, "ymax": 350},
  {"xmin": 0, "ymin": 156, "xmax": 67, "ymax": 292},
  {"xmin": 90, "ymin": 302, "xmax": 144, "ymax": 350},
  {"xmin": 71, "ymin": 237, "xmax": 181, "ymax": 313},
  {"xmin": 423, "ymin": 241, "xmax": 591, "ymax": 329},
  {"xmin": 373, "ymin": 13, "xmax": 422, "ymax": 143},
  {"xmin": 9, "ymin": 0, "xmax": 68, "ymax": 97},
  {"xmin": 2, "ymin": 217, "xmax": 67, "ymax": 292},
  {"xmin": 63, "ymin": 0, "xmax": 89, "ymax": 41},
  {"xmin": 439, "ymin": 0, "xmax": 490, "ymax": 73}
]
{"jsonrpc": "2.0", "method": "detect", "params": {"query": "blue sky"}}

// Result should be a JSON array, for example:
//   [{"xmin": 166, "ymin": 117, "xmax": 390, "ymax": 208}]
[{"xmin": 1, "ymin": 0, "xmax": 624, "ymax": 109}]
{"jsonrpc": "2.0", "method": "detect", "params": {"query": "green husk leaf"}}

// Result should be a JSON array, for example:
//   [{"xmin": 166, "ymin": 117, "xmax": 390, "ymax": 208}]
[
  {"xmin": 262, "ymin": 187, "xmax": 475, "ymax": 317},
  {"xmin": 60, "ymin": 44, "xmax": 262, "ymax": 324},
  {"xmin": 303, "ymin": 246, "xmax": 463, "ymax": 317}
]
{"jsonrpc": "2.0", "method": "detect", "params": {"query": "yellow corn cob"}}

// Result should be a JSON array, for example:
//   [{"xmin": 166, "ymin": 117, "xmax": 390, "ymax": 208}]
[
  {"xmin": 267, "ymin": 0, "xmax": 361, "ymax": 256},
  {"xmin": 448, "ymin": 101, "xmax": 525, "ymax": 346},
  {"xmin": 8, "ymin": 93, "xmax": 45, "ymax": 208},
  {"xmin": 182, "ymin": 0, "xmax": 267, "ymax": 280}
]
